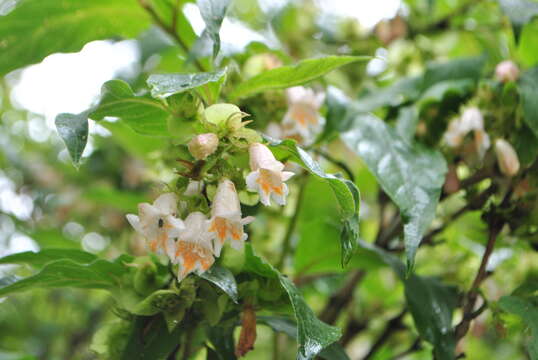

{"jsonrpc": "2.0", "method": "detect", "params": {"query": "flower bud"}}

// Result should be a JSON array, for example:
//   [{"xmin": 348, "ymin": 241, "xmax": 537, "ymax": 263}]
[
  {"xmin": 204, "ymin": 103, "xmax": 242, "ymax": 128},
  {"xmin": 495, "ymin": 139, "xmax": 520, "ymax": 177},
  {"xmin": 188, "ymin": 133, "xmax": 219, "ymax": 160},
  {"xmin": 495, "ymin": 60, "xmax": 520, "ymax": 83},
  {"xmin": 461, "ymin": 107, "xmax": 484, "ymax": 133}
]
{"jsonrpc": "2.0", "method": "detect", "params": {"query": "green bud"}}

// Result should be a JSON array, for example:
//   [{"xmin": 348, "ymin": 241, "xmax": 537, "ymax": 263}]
[
  {"xmin": 204, "ymin": 103, "xmax": 243, "ymax": 128},
  {"xmin": 220, "ymin": 246, "xmax": 245, "ymax": 275},
  {"xmin": 133, "ymin": 261, "xmax": 159, "ymax": 296}
]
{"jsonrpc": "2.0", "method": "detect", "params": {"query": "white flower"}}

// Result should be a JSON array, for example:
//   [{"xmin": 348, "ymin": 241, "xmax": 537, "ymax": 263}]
[
  {"xmin": 460, "ymin": 107, "xmax": 484, "ymax": 133},
  {"xmin": 444, "ymin": 108, "xmax": 490, "ymax": 159},
  {"xmin": 126, "ymin": 193, "xmax": 184, "ymax": 255},
  {"xmin": 208, "ymin": 178, "xmax": 254, "ymax": 256},
  {"xmin": 281, "ymin": 86, "xmax": 325, "ymax": 144},
  {"xmin": 495, "ymin": 139, "xmax": 520, "ymax": 177},
  {"xmin": 495, "ymin": 60, "xmax": 520, "ymax": 83},
  {"xmin": 246, "ymin": 143, "xmax": 294, "ymax": 206},
  {"xmin": 168, "ymin": 211, "xmax": 215, "ymax": 280}
]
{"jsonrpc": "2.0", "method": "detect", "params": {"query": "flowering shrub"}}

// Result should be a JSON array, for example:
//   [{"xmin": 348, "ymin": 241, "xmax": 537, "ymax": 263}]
[{"xmin": 0, "ymin": 1, "xmax": 537, "ymax": 360}]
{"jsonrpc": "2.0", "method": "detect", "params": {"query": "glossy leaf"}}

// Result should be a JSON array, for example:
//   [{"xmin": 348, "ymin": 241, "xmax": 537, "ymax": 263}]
[
  {"xmin": 342, "ymin": 113, "xmax": 447, "ymax": 270},
  {"xmin": 199, "ymin": 265, "xmax": 239, "ymax": 303},
  {"xmin": 518, "ymin": 20, "xmax": 538, "ymax": 67},
  {"xmin": 55, "ymin": 111, "xmax": 89, "ymax": 166},
  {"xmin": 0, "ymin": 258, "xmax": 130, "ymax": 296},
  {"xmin": 197, "ymin": 0, "xmax": 230, "ymax": 59},
  {"xmin": 404, "ymin": 276, "xmax": 458, "ymax": 360},
  {"xmin": 90, "ymin": 80, "xmax": 171, "ymax": 136},
  {"xmin": 268, "ymin": 139, "xmax": 359, "ymax": 267},
  {"xmin": 0, "ymin": 249, "xmax": 97, "ymax": 267},
  {"xmin": 395, "ymin": 106, "xmax": 419, "ymax": 144},
  {"xmin": 519, "ymin": 66, "xmax": 538, "ymax": 138},
  {"xmin": 147, "ymin": 68, "xmax": 227, "ymax": 98},
  {"xmin": 499, "ymin": 295, "xmax": 538, "ymax": 359},
  {"xmin": 229, "ymin": 56, "xmax": 370, "ymax": 99},
  {"xmin": 0, "ymin": 0, "xmax": 150, "ymax": 75},
  {"xmin": 258, "ymin": 316, "xmax": 350, "ymax": 360},
  {"xmin": 244, "ymin": 244, "xmax": 341, "ymax": 359}
]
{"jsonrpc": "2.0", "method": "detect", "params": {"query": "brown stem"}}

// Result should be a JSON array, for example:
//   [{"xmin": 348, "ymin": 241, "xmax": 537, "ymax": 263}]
[
  {"xmin": 340, "ymin": 317, "xmax": 367, "ymax": 346},
  {"xmin": 318, "ymin": 270, "xmax": 365, "ymax": 325},
  {"xmin": 362, "ymin": 310, "xmax": 407, "ymax": 360},
  {"xmin": 454, "ymin": 224, "xmax": 501, "ymax": 341}
]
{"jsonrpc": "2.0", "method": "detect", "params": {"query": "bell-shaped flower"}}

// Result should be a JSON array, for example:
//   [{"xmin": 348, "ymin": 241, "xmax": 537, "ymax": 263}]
[
  {"xmin": 126, "ymin": 193, "xmax": 184, "ymax": 254},
  {"xmin": 281, "ymin": 86, "xmax": 325, "ymax": 144},
  {"xmin": 495, "ymin": 139, "xmax": 520, "ymax": 177},
  {"xmin": 168, "ymin": 211, "xmax": 215, "ymax": 280},
  {"xmin": 208, "ymin": 178, "xmax": 254, "ymax": 256},
  {"xmin": 246, "ymin": 143, "xmax": 294, "ymax": 206}
]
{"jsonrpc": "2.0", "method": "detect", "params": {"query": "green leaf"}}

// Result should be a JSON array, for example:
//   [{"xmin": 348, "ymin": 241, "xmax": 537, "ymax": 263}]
[
  {"xmin": 354, "ymin": 76, "xmax": 423, "ymax": 112},
  {"xmin": 342, "ymin": 113, "xmax": 447, "ymax": 270},
  {"xmin": 258, "ymin": 316, "xmax": 350, "ymax": 360},
  {"xmin": 199, "ymin": 265, "xmax": 239, "ymax": 303},
  {"xmin": 0, "ymin": 249, "xmax": 97, "ymax": 267},
  {"xmin": 418, "ymin": 79, "xmax": 474, "ymax": 107},
  {"xmin": 84, "ymin": 186, "xmax": 147, "ymax": 213},
  {"xmin": 404, "ymin": 276, "xmax": 458, "ymax": 360},
  {"xmin": 90, "ymin": 80, "xmax": 171, "ymax": 136},
  {"xmin": 499, "ymin": 0, "xmax": 538, "ymax": 37},
  {"xmin": 244, "ymin": 244, "xmax": 341, "ymax": 359},
  {"xmin": 499, "ymin": 295, "xmax": 538, "ymax": 359},
  {"xmin": 395, "ymin": 106, "xmax": 419, "ymax": 144},
  {"xmin": 267, "ymin": 139, "xmax": 360, "ymax": 267},
  {"xmin": 120, "ymin": 315, "xmax": 183, "ymax": 360},
  {"xmin": 197, "ymin": 0, "xmax": 230, "ymax": 59},
  {"xmin": 518, "ymin": 20, "xmax": 538, "ymax": 66},
  {"xmin": 229, "ymin": 56, "xmax": 370, "ymax": 99},
  {"xmin": 55, "ymin": 111, "xmax": 89, "ymax": 166},
  {"xmin": 147, "ymin": 68, "xmax": 226, "ymax": 98},
  {"xmin": 519, "ymin": 66, "xmax": 538, "ymax": 138},
  {"xmin": 100, "ymin": 119, "xmax": 166, "ymax": 158},
  {"xmin": 0, "ymin": 0, "xmax": 150, "ymax": 75},
  {"xmin": 0, "ymin": 258, "xmax": 130, "ymax": 296},
  {"xmin": 421, "ymin": 56, "xmax": 485, "ymax": 90}
]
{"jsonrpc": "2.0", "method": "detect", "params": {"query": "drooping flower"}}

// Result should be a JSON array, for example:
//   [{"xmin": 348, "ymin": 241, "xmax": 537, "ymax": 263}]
[
  {"xmin": 188, "ymin": 133, "xmax": 219, "ymax": 160},
  {"xmin": 208, "ymin": 178, "xmax": 254, "ymax": 256},
  {"xmin": 126, "ymin": 193, "xmax": 184, "ymax": 254},
  {"xmin": 495, "ymin": 139, "xmax": 520, "ymax": 177},
  {"xmin": 281, "ymin": 86, "xmax": 325, "ymax": 145},
  {"xmin": 495, "ymin": 60, "xmax": 520, "ymax": 83},
  {"xmin": 246, "ymin": 143, "xmax": 294, "ymax": 206},
  {"xmin": 168, "ymin": 211, "xmax": 215, "ymax": 280},
  {"xmin": 444, "ymin": 107, "xmax": 490, "ymax": 159}
]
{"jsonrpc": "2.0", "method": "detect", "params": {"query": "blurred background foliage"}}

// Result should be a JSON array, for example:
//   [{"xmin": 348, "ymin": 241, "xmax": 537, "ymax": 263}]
[{"xmin": 0, "ymin": 0, "xmax": 537, "ymax": 359}]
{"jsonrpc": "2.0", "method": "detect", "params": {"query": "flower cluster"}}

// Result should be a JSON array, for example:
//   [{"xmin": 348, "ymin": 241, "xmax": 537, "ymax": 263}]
[
  {"xmin": 443, "ymin": 106, "xmax": 520, "ymax": 177},
  {"xmin": 126, "ymin": 124, "xmax": 294, "ymax": 280},
  {"xmin": 266, "ymin": 86, "xmax": 325, "ymax": 145}
]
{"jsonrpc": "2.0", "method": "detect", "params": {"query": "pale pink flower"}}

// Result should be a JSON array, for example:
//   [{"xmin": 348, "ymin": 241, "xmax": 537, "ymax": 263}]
[
  {"xmin": 208, "ymin": 178, "xmax": 254, "ymax": 256},
  {"xmin": 282, "ymin": 86, "xmax": 325, "ymax": 144},
  {"xmin": 126, "ymin": 193, "xmax": 184, "ymax": 254},
  {"xmin": 168, "ymin": 212, "xmax": 215, "ymax": 280},
  {"xmin": 246, "ymin": 143, "xmax": 294, "ymax": 206}
]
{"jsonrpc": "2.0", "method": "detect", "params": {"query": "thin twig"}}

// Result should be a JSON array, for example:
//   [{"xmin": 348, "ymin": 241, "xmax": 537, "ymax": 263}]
[
  {"xmin": 138, "ymin": 0, "xmax": 206, "ymax": 72},
  {"xmin": 362, "ymin": 310, "xmax": 407, "ymax": 360},
  {"xmin": 276, "ymin": 175, "xmax": 308, "ymax": 270},
  {"xmin": 318, "ymin": 270, "xmax": 365, "ymax": 324},
  {"xmin": 314, "ymin": 149, "xmax": 355, "ymax": 183}
]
